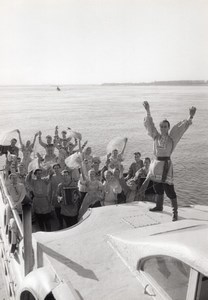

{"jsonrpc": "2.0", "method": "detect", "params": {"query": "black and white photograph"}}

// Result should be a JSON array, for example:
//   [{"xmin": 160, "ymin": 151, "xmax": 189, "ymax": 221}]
[{"xmin": 0, "ymin": 0, "xmax": 207, "ymax": 299}]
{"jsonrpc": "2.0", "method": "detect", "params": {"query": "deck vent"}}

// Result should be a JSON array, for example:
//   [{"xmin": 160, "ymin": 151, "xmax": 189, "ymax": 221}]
[{"xmin": 122, "ymin": 214, "xmax": 160, "ymax": 228}]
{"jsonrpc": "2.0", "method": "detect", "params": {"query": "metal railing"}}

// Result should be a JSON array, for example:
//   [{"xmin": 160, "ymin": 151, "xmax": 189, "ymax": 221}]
[{"xmin": 0, "ymin": 174, "xmax": 33, "ymax": 276}]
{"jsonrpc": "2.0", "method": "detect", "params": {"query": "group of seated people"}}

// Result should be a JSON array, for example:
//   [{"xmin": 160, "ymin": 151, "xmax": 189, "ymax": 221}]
[{"xmin": 0, "ymin": 127, "xmax": 156, "ymax": 234}]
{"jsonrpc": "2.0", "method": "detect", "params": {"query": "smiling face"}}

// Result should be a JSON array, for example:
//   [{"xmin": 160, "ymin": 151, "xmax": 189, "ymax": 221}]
[
  {"xmin": 144, "ymin": 158, "xmax": 151, "ymax": 168},
  {"xmin": 53, "ymin": 164, "xmax": 61, "ymax": 174},
  {"xmin": 159, "ymin": 120, "xmax": 170, "ymax": 135},
  {"xmin": 88, "ymin": 169, "xmax": 96, "ymax": 181},
  {"xmin": 85, "ymin": 147, "xmax": 92, "ymax": 156},
  {"xmin": 134, "ymin": 153, "xmax": 141, "ymax": 162},
  {"xmin": 112, "ymin": 149, "xmax": 118, "ymax": 158},
  {"xmin": 92, "ymin": 158, "xmax": 100, "ymax": 171},
  {"xmin": 104, "ymin": 170, "xmax": 112, "ymax": 182},
  {"xmin": 35, "ymin": 170, "xmax": 42, "ymax": 179},
  {"xmin": 62, "ymin": 170, "xmax": 71, "ymax": 183},
  {"xmin": 113, "ymin": 167, "xmax": 120, "ymax": 178},
  {"xmin": 10, "ymin": 138, "xmax": 17, "ymax": 147},
  {"xmin": 46, "ymin": 136, "xmax": 52, "ymax": 144},
  {"xmin": 61, "ymin": 131, "xmax": 67, "ymax": 139},
  {"xmin": 26, "ymin": 140, "xmax": 31, "ymax": 147},
  {"xmin": 10, "ymin": 173, "xmax": 18, "ymax": 184}
]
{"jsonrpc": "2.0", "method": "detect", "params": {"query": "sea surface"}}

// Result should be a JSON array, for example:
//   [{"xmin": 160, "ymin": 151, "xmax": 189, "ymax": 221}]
[{"xmin": 0, "ymin": 85, "xmax": 207, "ymax": 206}]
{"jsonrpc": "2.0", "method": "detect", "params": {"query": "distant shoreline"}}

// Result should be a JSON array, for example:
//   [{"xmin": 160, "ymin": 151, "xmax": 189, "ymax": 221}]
[
  {"xmin": 0, "ymin": 80, "xmax": 208, "ymax": 87},
  {"xmin": 102, "ymin": 80, "xmax": 208, "ymax": 86}
]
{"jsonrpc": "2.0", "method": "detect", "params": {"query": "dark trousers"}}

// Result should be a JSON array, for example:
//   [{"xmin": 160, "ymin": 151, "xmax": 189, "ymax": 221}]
[
  {"xmin": 62, "ymin": 215, "xmax": 78, "ymax": 228},
  {"xmin": 36, "ymin": 213, "xmax": 51, "ymax": 232},
  {"xmin": 55, "ymin": 207, "xmax": 64, "ymax": 229},
  {"xmin": 153, "ymin": 182, "xmax": 177, "ymax": 199},
  {"xmin": 117, "ymin": 191, "xmax": 126, "ymax": 204},
  {"xmin": 153, "ymin": 182, "xmax": 178, "ymax": 217}
]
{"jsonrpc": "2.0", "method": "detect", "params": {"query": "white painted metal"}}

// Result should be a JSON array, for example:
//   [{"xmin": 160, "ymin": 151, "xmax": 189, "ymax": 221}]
[{"xmin": 1, "ymin": 173, "xmax": 208, "ymax": 299}]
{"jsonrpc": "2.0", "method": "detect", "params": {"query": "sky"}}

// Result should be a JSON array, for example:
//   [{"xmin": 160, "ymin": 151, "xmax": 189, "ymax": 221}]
[{"xmin": 0, "ymin": 0, "xmax": 208, "ymax": 84}]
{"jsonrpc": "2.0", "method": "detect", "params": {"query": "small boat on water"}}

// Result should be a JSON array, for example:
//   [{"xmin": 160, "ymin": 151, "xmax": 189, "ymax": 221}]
[
  {"xmin": 0, "ymin": 171, "xmax": 208, "ymax": 299},
  {"xmin": 57, "ymin": 86, "xmax": 61, "ymax": 91}
]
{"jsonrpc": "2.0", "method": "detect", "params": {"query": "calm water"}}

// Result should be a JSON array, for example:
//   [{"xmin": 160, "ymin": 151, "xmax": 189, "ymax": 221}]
[{"xmin": 0, "ymin": 85, "xmax": 207, "ymax": 206}]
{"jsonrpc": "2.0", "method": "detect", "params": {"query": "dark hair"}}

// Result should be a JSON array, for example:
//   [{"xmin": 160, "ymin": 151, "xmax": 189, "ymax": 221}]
[
  {"xmin": 160, "ymin": 119, "xmax": 170, "ymax": 128},
  {"xmin": 34, "ymin": 168, "xmax": 42, "ymax": 175},
  {"xmin": 53, "ymin": 163, "xmax": 61, "ymax": 169},
  {"xmin": 134, "ymin": 152, "xmax": 141, "ymax": 156},
  {"xmin": 61, "ymin": 169, "xmax": 70, "ymax": 175},
  {"xmin": 144, "ymin": 157, "xmax": 151, "ymax": 163}
]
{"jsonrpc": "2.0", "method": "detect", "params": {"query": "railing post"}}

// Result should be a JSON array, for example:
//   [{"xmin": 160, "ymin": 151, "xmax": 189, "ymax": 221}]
[{"xmin": 22, "ymin": 203, "xmax": 33, "ymax": 276}]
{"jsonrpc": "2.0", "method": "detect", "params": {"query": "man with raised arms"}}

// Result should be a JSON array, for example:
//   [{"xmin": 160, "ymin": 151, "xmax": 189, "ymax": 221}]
[{"xmin": 142, "ymin": 101, "xmax": 196, "ymax": 221}]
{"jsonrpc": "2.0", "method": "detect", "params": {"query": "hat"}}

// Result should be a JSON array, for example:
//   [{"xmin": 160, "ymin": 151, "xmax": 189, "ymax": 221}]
[
  {"xmin": 46, "ymin": 135, "xmax": 52, "ymax": 139},
  {"xmin": 61, "ymin": 130, "xmax": 67, "ymax": 134}
]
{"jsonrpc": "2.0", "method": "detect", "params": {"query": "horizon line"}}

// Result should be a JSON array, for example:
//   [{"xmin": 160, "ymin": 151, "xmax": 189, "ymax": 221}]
[{"xmin": 0, "ymin": 79, "xmax": 208, "ymax": 87}]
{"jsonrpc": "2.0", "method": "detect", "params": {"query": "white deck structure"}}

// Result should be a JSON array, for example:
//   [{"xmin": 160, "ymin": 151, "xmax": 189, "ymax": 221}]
[
  {"xmin": 32, "ymin": 202, "xmax": 208, "ymax": 299},
  {"xmin": 1, "ymin": 176, "xmax": 208, "ymax": 300}
]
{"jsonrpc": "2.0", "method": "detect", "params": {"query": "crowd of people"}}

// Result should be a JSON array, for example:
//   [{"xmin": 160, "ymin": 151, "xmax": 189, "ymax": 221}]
[{"xmin": 0, "ymin": 101, "xmax": 196, "ymax": 234}]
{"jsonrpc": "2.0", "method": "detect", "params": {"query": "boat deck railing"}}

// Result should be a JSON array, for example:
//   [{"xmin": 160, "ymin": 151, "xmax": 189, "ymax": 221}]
[
  {"xmin": 0, "ymin": 173, "xmax": 23, "ymax": 238},
  {"xmin": 0, "ymin": 172, "xmax": 33, "ymax": 276}
]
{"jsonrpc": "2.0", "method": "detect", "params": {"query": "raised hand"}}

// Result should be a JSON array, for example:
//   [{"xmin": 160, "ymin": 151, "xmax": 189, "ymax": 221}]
[
  {"xmin": 143, "ymin": 101, "xmax": 150, "ymax": 112},
  {"xmin": 189, "ymin": 106, "xmax": 197, "ymax": 119},
  {"xmin": 107, "ymin": 152, "xmax": 111, "ymax": 159}
]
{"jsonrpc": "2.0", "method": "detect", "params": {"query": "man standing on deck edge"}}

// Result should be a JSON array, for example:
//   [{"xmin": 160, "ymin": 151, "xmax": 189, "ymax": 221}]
[{"xmin": 142, "ymin": 101, "xmax": 196, "ymax": 221}]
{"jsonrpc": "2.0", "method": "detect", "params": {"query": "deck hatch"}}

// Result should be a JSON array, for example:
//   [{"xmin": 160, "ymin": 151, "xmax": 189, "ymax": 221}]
[{"xmin": 122, "ymin": 214, "xmax": 160, "ymax": 228}]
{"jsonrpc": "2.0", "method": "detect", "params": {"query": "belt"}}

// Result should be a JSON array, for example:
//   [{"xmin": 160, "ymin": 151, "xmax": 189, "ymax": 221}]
[
  {"xmin": 156, "ymin": 156, "xmax": 170, "ymax": 161},
  {"xmin": 156, "ymin": 157, "xmax": 171, "ymax": 182}
]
